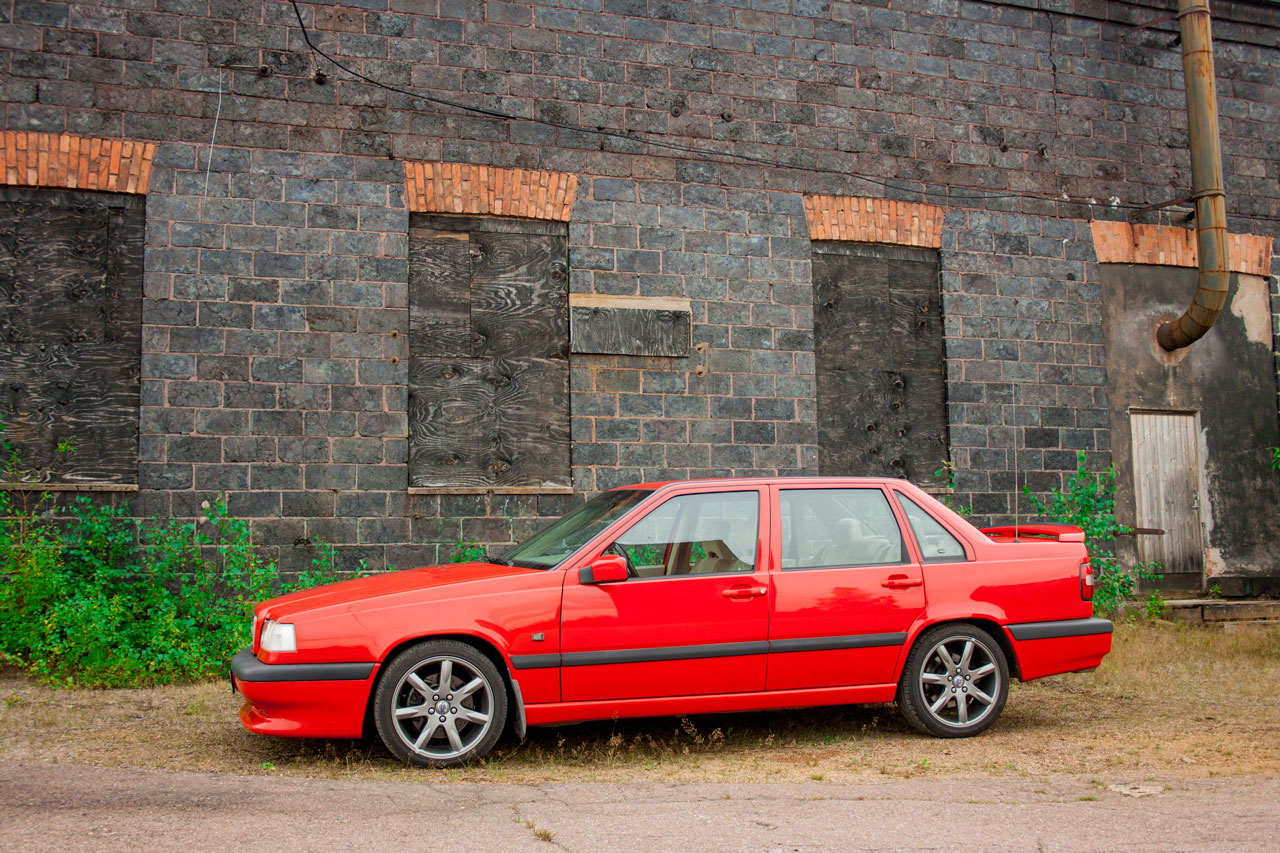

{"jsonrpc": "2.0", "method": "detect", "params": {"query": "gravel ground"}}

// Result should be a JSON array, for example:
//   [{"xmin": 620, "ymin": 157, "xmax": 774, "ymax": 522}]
[{"xmin": 2, "ymin": 761, "xmax": 1278, "ymax": 852}]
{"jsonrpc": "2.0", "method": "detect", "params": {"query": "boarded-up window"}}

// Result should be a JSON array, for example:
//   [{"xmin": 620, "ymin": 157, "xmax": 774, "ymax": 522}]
[
  {"xmin": 0, "ymin": 188, "xmax": 143, "ymax": 484},
  {"xmin": 812, "ymin": 243, "xmax": 947, "ymax": 485},
  {"xmin": 408, "ymin": 215, "xmax": 570, "ymax": 490}
]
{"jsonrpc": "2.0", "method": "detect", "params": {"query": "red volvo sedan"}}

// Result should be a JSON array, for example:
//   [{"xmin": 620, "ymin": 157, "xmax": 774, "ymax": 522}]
[{"xmin": 232, "ymin": 478, "xmax": 1112, "ymax": 767}]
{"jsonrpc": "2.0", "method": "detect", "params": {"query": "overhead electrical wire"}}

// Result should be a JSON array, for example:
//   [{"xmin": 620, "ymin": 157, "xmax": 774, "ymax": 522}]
[{"xmin": 285, "ymin": 0, "xmax": 1278, "ymax": 222}]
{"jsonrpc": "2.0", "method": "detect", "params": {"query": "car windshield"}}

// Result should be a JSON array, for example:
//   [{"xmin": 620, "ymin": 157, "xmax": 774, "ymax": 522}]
[{"xmin": 499, "ymin": 489, "xmax": 652, "ymax": 570}]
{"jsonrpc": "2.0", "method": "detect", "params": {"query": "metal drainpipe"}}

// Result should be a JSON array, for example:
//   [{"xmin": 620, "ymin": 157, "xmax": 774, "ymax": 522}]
[{"xmin": 1156, "ymin": 0, "xmax": 1231, "ymax": 352}]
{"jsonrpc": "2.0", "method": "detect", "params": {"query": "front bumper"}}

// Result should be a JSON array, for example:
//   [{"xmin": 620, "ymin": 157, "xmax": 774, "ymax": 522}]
[
  {"xmin": 231, "ymin": 648, "xmax": 378, "ymax": 739},
  {"xmin": 231, "ymin": 649, "xmax": 375, "ymax": 683}
]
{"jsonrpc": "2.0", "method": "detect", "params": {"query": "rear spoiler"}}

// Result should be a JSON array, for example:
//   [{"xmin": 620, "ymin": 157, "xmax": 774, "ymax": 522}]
[{"xmin": 980, "ymin": 523, "xmax": 1086, "ymax": 543}]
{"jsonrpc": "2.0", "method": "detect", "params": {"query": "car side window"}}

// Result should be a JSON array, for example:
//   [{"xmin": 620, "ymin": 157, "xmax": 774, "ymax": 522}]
[
  {"xmin": 610, "ymin": 491, "xmax": 759, "ymax": 577},
  {"xmin": 895, "ymin": 493, "xmax": 968, "ymax": 563},
  {"xmin": 779, "ymin": 489, "xmax": 906, "ymax": 569}
]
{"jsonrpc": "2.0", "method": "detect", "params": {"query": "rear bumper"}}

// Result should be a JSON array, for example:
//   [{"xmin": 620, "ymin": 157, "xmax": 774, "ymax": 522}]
[
  {"xmin": 1006, "ymin": 617, "xmax": 1113, "ymax": 642},
  {"xmin": 1005, "ymin": 618, "xmax": 1113, "ymax": 681},
  {"xmin": 231, "ymin": 648, "xmax": 377, "ymax": 739}
]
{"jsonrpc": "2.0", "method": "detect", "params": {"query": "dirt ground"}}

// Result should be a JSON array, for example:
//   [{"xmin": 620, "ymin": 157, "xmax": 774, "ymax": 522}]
[{"xmin": 1, "ymin": 621, "xmax": 1278, "ymax": 785}]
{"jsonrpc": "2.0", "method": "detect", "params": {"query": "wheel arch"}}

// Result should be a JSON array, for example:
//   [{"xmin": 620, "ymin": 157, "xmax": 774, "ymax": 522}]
[
  {"xmin": 360, "ymin": 631, "xmax": 519, "ymax": 740},
  {"xmin": 900, "ymin": 617, "xmax": 1022, "ymax": 683}
]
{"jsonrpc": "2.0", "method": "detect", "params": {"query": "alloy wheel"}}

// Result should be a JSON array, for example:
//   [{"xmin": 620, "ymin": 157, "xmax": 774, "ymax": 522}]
[
  {"xmin": 389, "ymin": 655, "xmax": 495, "ymax": 760},
  {"xmin": 917, "ymin": 636, "xmax": 1001, "ymax": 729}
]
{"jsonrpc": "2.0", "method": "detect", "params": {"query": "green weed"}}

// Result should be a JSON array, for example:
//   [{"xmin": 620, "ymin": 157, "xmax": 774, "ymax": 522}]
[
  {"xmin": 450, "ymin": 540, "xmax": 487, "ymax": 563},
  {"xmin": 1024, "ymin": 451, "xmax": 1162, "ymax": 616}
]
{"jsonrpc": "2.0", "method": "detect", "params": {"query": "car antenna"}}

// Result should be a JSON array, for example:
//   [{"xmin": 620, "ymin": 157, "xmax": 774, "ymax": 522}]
[
  {"xmin": 1012, "ymin": 312, "xmax": 1020, "ymax": 543},
  {"xmin": 1012, "ymin": 420, "xmax": 1019, "ymax": 542}
]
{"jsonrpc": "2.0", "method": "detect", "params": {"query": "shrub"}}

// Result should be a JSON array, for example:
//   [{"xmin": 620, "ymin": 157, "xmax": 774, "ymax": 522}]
[
  {"xmin": 0, "ymin": 492, "xmax": 351, "ymax": 687},
  {"xmin": 1023, "ymin": 451, "xmax": 1161, "ymax": 617}
]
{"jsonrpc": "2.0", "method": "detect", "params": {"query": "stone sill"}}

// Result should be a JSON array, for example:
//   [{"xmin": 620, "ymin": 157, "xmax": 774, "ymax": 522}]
[
  {"xmin": 0, "ymin": 482, "xmax": 138, "ymax": 492},
  {"xmin": 408, "ymin": 486, "xmax": 575, "ymax": 496}
]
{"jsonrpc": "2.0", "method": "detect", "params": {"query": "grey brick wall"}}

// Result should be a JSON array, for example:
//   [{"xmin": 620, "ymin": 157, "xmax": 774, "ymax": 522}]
[{"xmin": 2, "ymin": 0, "xmax": 1279, "ymax": 569}]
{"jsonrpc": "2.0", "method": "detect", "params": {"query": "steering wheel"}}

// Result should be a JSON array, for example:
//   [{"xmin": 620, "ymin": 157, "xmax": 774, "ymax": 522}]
[{"xmin": 606, "ymin": 543, "xmax": 639, "ymax": 578}]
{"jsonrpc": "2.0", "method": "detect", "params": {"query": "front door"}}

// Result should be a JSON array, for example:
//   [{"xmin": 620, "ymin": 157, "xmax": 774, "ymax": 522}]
[
  {"xmin": 1130, "ymin": 410, "xmax": 1205, "ymax": 589},
  {"xmin": 559, "ymin": 488, "xmax": 770, "ymax": 702}
]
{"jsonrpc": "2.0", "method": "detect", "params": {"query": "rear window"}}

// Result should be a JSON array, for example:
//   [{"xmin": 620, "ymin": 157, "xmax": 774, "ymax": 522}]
[
  {"xmin": 896, "ymin": 493, "xmax": 968, "ymax": 563},
  {"xmin": 779, "ymin": 488, "xmax": 906, "ymax": 569}
]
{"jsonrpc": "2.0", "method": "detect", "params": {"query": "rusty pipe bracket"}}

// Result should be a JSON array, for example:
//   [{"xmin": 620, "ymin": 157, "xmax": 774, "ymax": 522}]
[
  {"xmin": 1126, "ymin": 193, "xmax": 1195, "ymax": 222},
  {"xmin": 1176, "ymin": 2, "xmax": 1211, "ymax": 19},
  {"xmin": 1119, "ymin": 11, "xmax": 1180, "ymax": 40}
]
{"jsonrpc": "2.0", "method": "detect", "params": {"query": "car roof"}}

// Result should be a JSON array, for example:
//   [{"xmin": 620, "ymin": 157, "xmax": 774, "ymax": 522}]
[{"xmin": 617, "ymin": 476, "xmax": 919, "ymax": 492}]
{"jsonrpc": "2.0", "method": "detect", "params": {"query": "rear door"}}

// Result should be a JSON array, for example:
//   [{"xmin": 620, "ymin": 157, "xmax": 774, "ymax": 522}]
[
  {"xmin": 559, "ymin": 487, "xmax": 770, "ymax": 702},
  {"xmin": 766, "ymin": 486, "xmax": 924, "ymax": 690}
]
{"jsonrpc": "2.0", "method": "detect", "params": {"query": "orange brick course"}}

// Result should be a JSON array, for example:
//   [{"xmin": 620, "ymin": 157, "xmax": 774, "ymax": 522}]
[
  {"xmin": 0, "ymin": 131, "xmax": 156, "ymax": 194},
  {"xmin": 803, "ymin": 195, "xmax": 945, "ymax": 249},
  {"xmin": 404, "ymin": 161, "xmax": 577, "ymax": 221},
  {"xmin": 1090, "ymin": 221, "xmax": 1272, "ymax": 276}
]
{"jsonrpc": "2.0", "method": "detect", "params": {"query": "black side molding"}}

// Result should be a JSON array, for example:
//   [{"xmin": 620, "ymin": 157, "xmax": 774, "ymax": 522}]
[
  {"xmin": 1006, "ymin": 618, "xmax": 1114, "ymax": 642},
  {"xmin": 562, "ymin": 640, "xmax": 768, "ymax": 668},
  {"xmin": 230, "ymin": 648, "xmax": 375, "ymax": 683},
  {"xmin": 510, "ymin": 653, "xmax": 562, "ymax": 671},
  {"xmin": 508, "ymin": 633, "xmax": 910, "ymax": 670},
  {"xmin": 769, "ymin": 632, "xmax": 907, "ymax": 654}
]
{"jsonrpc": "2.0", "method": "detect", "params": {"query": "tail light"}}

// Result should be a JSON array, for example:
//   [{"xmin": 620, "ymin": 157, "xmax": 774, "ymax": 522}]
[{"xmin": 1080, "ymin": 559, "xmax": 1094, "ymax": 601}]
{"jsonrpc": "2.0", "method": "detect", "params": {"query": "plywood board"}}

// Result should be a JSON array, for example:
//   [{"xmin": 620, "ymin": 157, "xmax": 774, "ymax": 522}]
[
  {"xmin": 408, "ymin": 226, "xmax": 473, "ymax": 358},
  {"xmin": 812, "ymin": 244, "xmax": 946, "ymax": 485},
  {"xmin": 570, "ymin": 303, "xmax": 692, "ymax": 357},
  {"xmin": 0, "ymin": 190, "xmax": 141, "ymax": 485},
  {"xmin": 408, "ymin": 356, "xmax": 570, "ymax": 489},
  {"xmin": 470, "ymin": 231, "xmax": 568, "ymax": 359}
]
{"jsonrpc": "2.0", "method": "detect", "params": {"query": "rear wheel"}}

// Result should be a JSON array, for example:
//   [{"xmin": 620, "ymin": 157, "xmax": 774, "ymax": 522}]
[
  {"xmin": 374, "ymin": 639, "xmax": 508, "ymax": 767},
  {"xmin": 898, "ymin": 623, "xmax": 1009, "ymax": 738}
]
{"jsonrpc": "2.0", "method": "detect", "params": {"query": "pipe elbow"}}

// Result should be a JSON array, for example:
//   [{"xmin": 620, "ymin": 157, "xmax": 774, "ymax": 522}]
[{"xmin": 1156, "ymin": 266, "xmax": 1229, "ymax": 351}]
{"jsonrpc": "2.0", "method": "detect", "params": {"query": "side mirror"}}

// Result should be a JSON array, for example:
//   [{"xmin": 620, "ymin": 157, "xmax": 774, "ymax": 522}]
[{"xmin": 579, "ymin": 555, "xmax": 628, "ymax": 585}]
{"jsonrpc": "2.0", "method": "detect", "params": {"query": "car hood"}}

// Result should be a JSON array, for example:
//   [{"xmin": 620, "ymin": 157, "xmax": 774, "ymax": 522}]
[{"xmin": 259, "ymin": 561, "xmax": 542, "ymax": 621}]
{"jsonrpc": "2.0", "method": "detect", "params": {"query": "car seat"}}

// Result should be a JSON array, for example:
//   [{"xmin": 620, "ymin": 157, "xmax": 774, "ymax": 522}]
[
  {"xmin": 816, "ymin": 516, "xmax": 898, "ymax": 566},
  {"xmin": 690, "ymin": 521, "xmax": 745, "ymax": 573}
]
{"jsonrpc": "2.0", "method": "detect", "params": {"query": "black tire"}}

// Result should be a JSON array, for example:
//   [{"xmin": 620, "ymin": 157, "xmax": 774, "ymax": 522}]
[
  {"xmin": 897, "ymin": 623, "xmax": 1009, "ymax": 738},
  {"xmin": 373, "ymin": 639, "xmax": 508, "ymax": 767}
]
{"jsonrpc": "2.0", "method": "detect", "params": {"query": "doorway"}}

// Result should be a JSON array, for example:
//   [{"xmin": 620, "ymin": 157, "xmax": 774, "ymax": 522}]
[{"xmin": 1129, "ymin": 410, "xmax": 1205, "ymax": 590}]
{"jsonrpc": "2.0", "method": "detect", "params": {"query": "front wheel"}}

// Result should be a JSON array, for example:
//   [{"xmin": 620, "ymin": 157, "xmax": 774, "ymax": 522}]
[
  {"xmin": 897, "ymin": 623, "xmax": 1009, "ymax": 738},
  {"xmin": 373, "ymin": 639, "xmax": 508, "ymax": 767}
]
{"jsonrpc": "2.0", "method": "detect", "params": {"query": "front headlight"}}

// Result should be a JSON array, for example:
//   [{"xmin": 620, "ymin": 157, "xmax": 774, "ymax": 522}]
[{"xmin": 259, "ymin": 620, "xmax": 297, "ymax": 653}]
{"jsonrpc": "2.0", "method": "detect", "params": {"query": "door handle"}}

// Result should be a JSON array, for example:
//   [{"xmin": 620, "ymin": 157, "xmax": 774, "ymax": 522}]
[
  {"xmin": 722, "ymin": 586, "xmax": 768, "ymax": 598},
  {"xmin": 882, "ymin": 575, "xmax": 923, "ymax": 590}
]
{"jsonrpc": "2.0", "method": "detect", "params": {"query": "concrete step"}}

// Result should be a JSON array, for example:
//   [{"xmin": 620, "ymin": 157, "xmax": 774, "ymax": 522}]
[{"xmin": 1162, "ymin": 598, "xmax": 1280, "ymax": 625}]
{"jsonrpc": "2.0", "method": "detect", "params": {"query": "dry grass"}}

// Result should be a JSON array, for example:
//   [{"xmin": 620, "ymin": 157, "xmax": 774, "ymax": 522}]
[{"xmin": 1, "ymin": 621, "xmax": 1277, "ymax": 785}]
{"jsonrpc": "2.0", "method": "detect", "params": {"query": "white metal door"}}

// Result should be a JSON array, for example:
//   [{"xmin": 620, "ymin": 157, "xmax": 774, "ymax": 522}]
[{"xmin": 1130, "ymin": 411, "xmax": 1204, "ymax": 581}]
